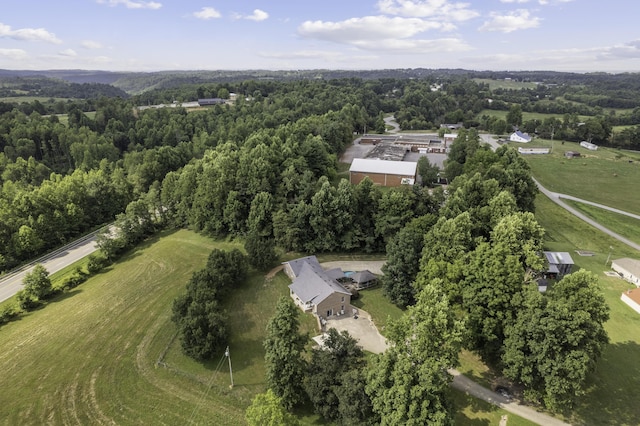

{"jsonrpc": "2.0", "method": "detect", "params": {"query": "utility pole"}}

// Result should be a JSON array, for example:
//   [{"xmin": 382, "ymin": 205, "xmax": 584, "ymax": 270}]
[
  {"xmin": 225, "ymin": 346, "xmax": 234, "ymax": 389},
  {"xmin": 605, "ymin": 246, "xmax": 613, "ymax": 266}
]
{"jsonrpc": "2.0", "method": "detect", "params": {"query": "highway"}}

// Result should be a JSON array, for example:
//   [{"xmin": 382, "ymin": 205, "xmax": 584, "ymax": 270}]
[{"xmin": 0, "ymin": 230, "xmax": 102, "ymax": 303}]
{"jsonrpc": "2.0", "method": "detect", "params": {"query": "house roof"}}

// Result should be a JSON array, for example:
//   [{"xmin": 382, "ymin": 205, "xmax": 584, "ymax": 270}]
[
  {"xmin": 349, "ymin": 158, "xmax": 417, "ymax": 176},
  {"xmin": 325, "ymin": 267, "xmax": 345, "ymax": 280},
  {"xmin": 612, "ymin": 258, "xmax": 640, "ymax": 277},
  {"xmin": 511, "ymin": 130, "xmax": 532, "ymax": 141},
  {"xmin": 351, "ymin": 270, "xmax": 377, "ymax": 284},
  {"xmin": 284, "ymin": 255, "xmax": 321, "ymax": 277},
  {"xmin": 624, "ymin": 288, "xmax": 640, "ymax": 305},
  {"xmin": 544, "ymin": 251, "xmax": 574, "ymax": 265},
  {"xmin": 288, "ymin": 262, "xmax": 350, "ymax": 305}
]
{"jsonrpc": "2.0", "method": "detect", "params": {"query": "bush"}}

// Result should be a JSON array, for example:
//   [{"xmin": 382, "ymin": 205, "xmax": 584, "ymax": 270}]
[
  {"xmin": 87, "ymin": 253, "xmax": 110, "ymax": 274},
  {"xmin": 0, "ymin": 304, "xmax": 18, "ymax": 325},
  {"xmin": 16, "ymin": 290, "xmax": 41, "ymax": 311},
  {"xmin": 62, "ymin": 272, "xmax": 87, "ymax": 290}
]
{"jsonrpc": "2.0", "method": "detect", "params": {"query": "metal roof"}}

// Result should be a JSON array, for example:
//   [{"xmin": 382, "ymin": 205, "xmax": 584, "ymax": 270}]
[
  {"xmin": 288, "ymin": 262, "xmax": 350, "ymax": 305},
  {"xmin": 349, "ymin": 158, "xmax": 417, "ymax": 176}
]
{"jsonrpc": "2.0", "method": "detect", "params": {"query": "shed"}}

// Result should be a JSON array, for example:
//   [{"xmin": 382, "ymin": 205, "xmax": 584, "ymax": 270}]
[
  {"xmin": 349, "ymin": 270, "xmax": 378, "ymax": 289},
  {"xmin": 349, "ymin": 158, "xmax": 417, "ymax": 187},
  {"xmin": 565, "ymin": 151, "xmax": 581, "ymax": 159},
  {"xmin": 612, "ymin": 258, "xmax": 640, "ymax": 286},
  {"xmin": 580, "ymin": 141, "xmax": 598, "ymax": 150},
  {"xmin": 544, "ymin": 251, "xmax": 574, "ymax": 278}
]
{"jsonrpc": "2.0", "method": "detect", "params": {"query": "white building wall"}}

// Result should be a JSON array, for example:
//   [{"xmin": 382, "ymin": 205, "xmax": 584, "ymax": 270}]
[{"xmin": 621, "ymin": 293, "xmax": 640, "ymax": 314}]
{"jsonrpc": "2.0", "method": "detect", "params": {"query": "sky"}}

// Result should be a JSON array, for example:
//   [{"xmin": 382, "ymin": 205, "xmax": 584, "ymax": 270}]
[{"xmin": 1, "ymin": 0, "xmax": 639, "ymax": 73}]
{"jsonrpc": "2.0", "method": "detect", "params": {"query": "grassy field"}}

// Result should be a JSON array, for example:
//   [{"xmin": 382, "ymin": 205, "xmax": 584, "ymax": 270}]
[
  {"xmin": 564, "ymin": 199, "xmax": 640, "ymax": 246},
  {"xmin": 477, "ymin": 109, "xmax": 591, "ymax": 123},
  {"xmin": 533, "ymin": 195, "xmax": 640, "ymax": 425},
  {"xmin": 520, "ymin": 140, "xmax": 640, "ymax": 214}
]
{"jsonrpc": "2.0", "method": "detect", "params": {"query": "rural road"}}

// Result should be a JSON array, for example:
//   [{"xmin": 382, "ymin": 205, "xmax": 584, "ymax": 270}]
[
  {"xmin": 533, "ymin": 178, "xmax": 640, "ymax": 252},
  {"xmin": 0, "ymin": 230, "xmax": 102, "ymax": 303},
  {"xmin": 449, "ymin": 370, "xmax": 571, "ymax": 426},
  {"xmin": 383, "ymin": 115, "xmax": 400, "ymax": 133}
]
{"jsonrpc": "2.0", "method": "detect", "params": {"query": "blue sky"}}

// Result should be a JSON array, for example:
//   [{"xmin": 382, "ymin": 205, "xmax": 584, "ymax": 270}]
[{"xmin": 1, "ymin": 0, "xmax": 639, "ymax": 72}]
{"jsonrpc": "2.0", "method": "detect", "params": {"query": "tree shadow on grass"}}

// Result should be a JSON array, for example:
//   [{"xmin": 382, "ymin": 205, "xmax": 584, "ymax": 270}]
[
  {"xmin": 452, "ymin": 388, "xmax": 493, "ymax": 426},
  {"xmin": 568, "ymin": 340, "xmax": 640, "ymax": 425}
]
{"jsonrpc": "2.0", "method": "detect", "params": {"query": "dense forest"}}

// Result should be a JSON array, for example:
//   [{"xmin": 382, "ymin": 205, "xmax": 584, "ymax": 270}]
[{"xmin": 0, "ymin": 70, "xmax": 618, "ymax": 422}]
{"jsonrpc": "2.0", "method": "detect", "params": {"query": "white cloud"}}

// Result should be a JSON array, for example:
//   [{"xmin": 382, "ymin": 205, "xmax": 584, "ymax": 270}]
[
  {"xmin": 193, "ymin": 7, "xmax": 221, "ymax": 20},
  {"xmin": 0, "ymin": 48, "xmax": 28, "ymax": 60},
  {"xmin": 260, "ymin": 50, "xmax": 347, "ymax": 61},
  {"xmin": 500, "ymin": 0, "xmax": 531, "ymax": 3},
  {"xmin": 233, "ymin": 9, "xmax": 269, "ymax": 21},
  {"xmin": 246, "ymin": 9, "xmax": 269, "ymax": 22},
  {"xmin": 81, "ymin": 40, "xmax": 103, "ymax": 49},
  {"xmin": 0, "ymin": 23, "xmax": 62, "ymax": 44},
  {"xmin": 377, "ymin": 0, "xmax": 479, "ymax": 21},
  {"xmin": 596, "ymin": 40, "xmax": 640, "ymax": 60},
  {"xmin": 479, "ymin": 9, "xmax": 540, "ymax": 33},
  {"xmin": 59, "ymin": 48, "xmax": 77, "ymax": 57},
  {"xmin": 299, "ymin": 16, "xmax": 454, "ymax": 43},
  {"xmin": 97, "ymin": 0, "xmax": 162, "ymax": 10}
]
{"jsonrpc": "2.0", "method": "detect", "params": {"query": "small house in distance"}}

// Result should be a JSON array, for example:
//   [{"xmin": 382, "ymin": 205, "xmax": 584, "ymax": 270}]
[
  {"xmin": 565, "ymin": 151, "xmax": 581, "ymax": 159},
  {"xmin": 580, "ymin": 141, "xmax": 598, "ymax": 151},
  {"xmin": 611, "ymin": 258, "xmax": 640, "ymax": 286},
  {"xmin": 349, "ymin": 158, "xmax": 417, "ymax": 187},
  {"xmin": 510, "ymin": 130, "xmax": 532, "ymax": 143}
]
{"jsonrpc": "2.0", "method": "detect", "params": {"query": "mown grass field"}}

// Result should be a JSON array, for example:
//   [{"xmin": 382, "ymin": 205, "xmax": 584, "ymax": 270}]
[
  {"xmin": 476, "ymin": 109, "xmax": 592, "ymax": 123},
  {"xmin": 564, "ymin": 199, "xmax": 640, "ymax": 246},
  {"xmin": 533, "ymin": 194, "xmax": 640, "ymax": 425},
  {"xmin": 520, "ymin": 140, "xmax": 640, "ymax": 214}
]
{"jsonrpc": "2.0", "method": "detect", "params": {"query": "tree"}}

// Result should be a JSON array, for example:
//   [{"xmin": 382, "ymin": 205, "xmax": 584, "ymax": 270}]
[
  {"xmin": 506, "ymin": 104, "xmax": 523, "ymax": 127},
  {"xmin": 382, "ymin": 214, "xmax": 436, "ymax": 307},
  {"xmin": 22, "ymin": 264, "xmax": 52, "ymax": 300},
  {"xmin": 304, "ymin": 328, "xmax": 369, "ymax": 423},
  {"xmin": 245, "ymin": 389, "xmax": 299, "ymax": 426},
  {"xmin": 417, "ymin": 156, "xmax": 439, "ymax": 187},
  {"xmin": 502, "ymin": 270, "xmax": 610, "ymax": 411},
  {"xmin": 366, "ymin": 281, "xmax": 464, "ymax": 425},
  {"xmin": 263, "ymin": 297, "xmax": 308, "ymax": 409}
]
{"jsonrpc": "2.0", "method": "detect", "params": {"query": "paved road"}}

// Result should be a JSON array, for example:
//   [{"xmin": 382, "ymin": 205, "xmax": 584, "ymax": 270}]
[
  {"xmin": 383, "ymin": 115, "xmax": 400, "ymax": 133},
  {"xmin": 0, "ymin": 230, "xmax": 103, "ymax": 303},
  {"xmin": 449, "ymin": 370, "xmax": 571, "ymax": 426},
  {"xmin": 533, "ymin": 178, "xmax": 640, "ymax": 252}
]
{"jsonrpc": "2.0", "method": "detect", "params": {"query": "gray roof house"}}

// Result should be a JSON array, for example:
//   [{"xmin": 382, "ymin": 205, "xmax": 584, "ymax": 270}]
[
  {"xmin": 510, "ymin": 130, "xmax": 532, "ymax": 143},
  {"xmin": 285, "ymin": 257, "xmax": 352, "ymax": 318},
  {"xmin": 544, "ymin": 251, "xmax": 574, "ymax": 278}
]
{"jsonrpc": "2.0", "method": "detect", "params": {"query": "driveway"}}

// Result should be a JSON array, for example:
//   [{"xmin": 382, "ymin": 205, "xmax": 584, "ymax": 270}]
[{"xmin": 320, "ymin": 308, "xmax": 389, "ymax": 354}]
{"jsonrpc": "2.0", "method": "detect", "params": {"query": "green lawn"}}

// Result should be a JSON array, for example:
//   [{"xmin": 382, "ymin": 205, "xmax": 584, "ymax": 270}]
[
  {"xmin": 533, "ymin": 195, "xmax": 640, "ymax": 425},
  {"xmin": 477, "ymin": 109, "xmax": 591, "ymax": 123},
  {"xmin": 523, "ymin": 140, "xmax": 640, "ymax": 214},
  {"xmin": 0, "ymin": 229, "xmax": 272, "ymax": 425},
  {"xmin": 564, "ymin": 199, "xmax": 640, "ymax": 246}
]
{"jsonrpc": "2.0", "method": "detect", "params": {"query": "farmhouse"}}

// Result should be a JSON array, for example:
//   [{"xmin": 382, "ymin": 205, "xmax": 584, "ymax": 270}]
[
  {"xmin": 544, "ymin": 251, "xmax": 574, "ymax": 279},
  {"xmin": 510, "ymin": 130, "xmax": 532, "ymax": 143},
  {"xmin": 621, "ymin": 288, "xmax": 640, "ymax": 314},
  {"xmin": 611, "ymin": 258, "xmax": 640, "ymax": 286},
  {"xmin": 285, "ymin": 256, "xmax": 352, "ymax": 318},
  {"xmin": 349, "ymin": 158, "xmax": 417, "ymax": 186},
  {"xmin": 580, "ymin": 141, "xmax": 598, "ymax": 150}
]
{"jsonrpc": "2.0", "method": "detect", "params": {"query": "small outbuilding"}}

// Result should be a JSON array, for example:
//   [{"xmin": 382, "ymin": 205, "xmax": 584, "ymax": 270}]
[
  {"xmin": 544, "ymin": 251, "xmax": 574, "ymax": 279},
  {"xmin": 349, "ymin": 158, "xmax": 417, "ymax": 187},
  {"xmin": 565, "ymin": 151, "xmax": 581, "ymax": 159},
  {"xmin": 349, "ymin": 270, "xmax": 378, "ymax": 290},
  {"xmin": 197, "ymin": 98, "xmax": 225, "ymax": 106},
  {"xmin": 580, "ymin": 141, "xmax": 598, "ymax": 151},
  {"xmin": 612, "ymin": 258, "xmax": 640, "ymax": 286},
  {"xmin": 621, "ymin": 288, "xmax": 640, "ymax": 314}
]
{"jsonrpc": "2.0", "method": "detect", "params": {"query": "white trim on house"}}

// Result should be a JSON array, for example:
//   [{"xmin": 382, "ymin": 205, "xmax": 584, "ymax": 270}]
[
  {"xmin": 510, "ymin": 131, "xmax": 532, "ymax": 143},
  {"xmin": 621, "ymin": 288, "xmax": 640, "ymax": 314}
]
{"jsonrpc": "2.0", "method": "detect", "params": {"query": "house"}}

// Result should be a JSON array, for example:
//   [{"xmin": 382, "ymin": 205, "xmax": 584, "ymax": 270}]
[
  {"xmin": 611, "ymin": 258, "xmax": 640, "ymax": 286},
  {"xmin": 565, "ymin": 151, "xmax": 581, "ymax": 159},
  {"xmin": 544, "ymin": 251, "xmax": 574, "ymax": 279},
  {"xmin": 580, "ymin": 141, "xmax": 598, "ymax": 151},
  {"xmin": 197, "ymin": 98, "xmax": 225, "ymax": 106},
  {"xmin": 285, "ymin": 257, "xmax": 352, "ymax": 318},
  {"xmin": 510, "ymin": 131, "xmax": 532, "ymax": 143},
  {"xmin": 283, "ymin": 255, "xmax": 321, "ymax": 280},
  {"xmin": 349, "ymin": 158, "xmax": 417, "ymax": 187},
  {"xmin": 621, "ymin": 288, "xmax": 640, "ymax": 314}
]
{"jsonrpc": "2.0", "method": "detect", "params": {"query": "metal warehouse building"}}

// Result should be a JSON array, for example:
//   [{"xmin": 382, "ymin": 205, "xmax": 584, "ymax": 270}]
[{"xmin": 349, "ymin": 158, "xmax": 417, "ymax": 187}]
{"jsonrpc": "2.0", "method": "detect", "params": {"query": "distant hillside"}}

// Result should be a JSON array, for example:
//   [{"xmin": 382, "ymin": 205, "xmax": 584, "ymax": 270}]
[{"xmin": 0, "ymin": 72, "xmax": 129, "ymax": 99}]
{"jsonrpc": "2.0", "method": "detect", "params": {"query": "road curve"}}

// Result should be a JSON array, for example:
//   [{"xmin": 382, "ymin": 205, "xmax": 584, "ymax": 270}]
[
  {"xmin": 449, "ymin": 370, "xmax": 571, "ymax": 426},
  {"xmin": 0, "ymin": 229, "xmax": 103, "ymax": 303},
  {"xmin": 533, "ymin": 178, "xmax": 640, "ymax": 252}
]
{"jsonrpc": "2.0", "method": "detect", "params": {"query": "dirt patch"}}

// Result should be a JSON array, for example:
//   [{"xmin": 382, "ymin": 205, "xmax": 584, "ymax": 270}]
[{"xmin": 265, "ymin": 265, "xmax": 284, "ymax": 280}]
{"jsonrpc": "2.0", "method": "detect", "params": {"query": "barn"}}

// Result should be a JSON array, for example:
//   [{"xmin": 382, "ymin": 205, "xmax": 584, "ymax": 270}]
[{"xmin": 349, "ymin": 158, "xmax": 417, "ymax": 187}]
